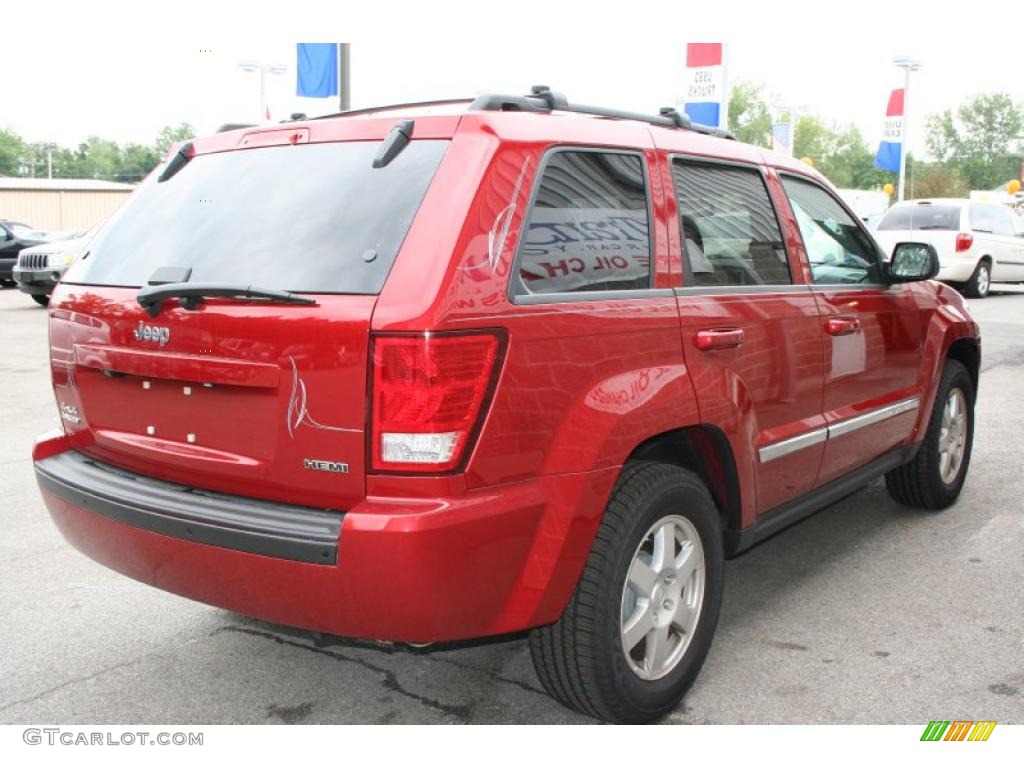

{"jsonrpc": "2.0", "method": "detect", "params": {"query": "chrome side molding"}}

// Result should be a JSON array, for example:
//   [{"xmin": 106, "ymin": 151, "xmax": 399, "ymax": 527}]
[{"xmin": 759, "ymin": 397, "xmax": 921, "ymax": 463}]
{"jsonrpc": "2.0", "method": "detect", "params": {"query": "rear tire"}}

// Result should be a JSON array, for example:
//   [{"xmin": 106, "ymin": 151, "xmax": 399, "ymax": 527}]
[
  {"xmin": 529, "ymin": 461, "xmax": 723, "ymax": 723},
  {"xmin": 963, "ymin": 260, "xmax": 991, "ymax": 298},
  {"xmin": 31, "ymin": 294, "xmax": 49, "ymax": 307},
  {"xmin": 885, "ymin": 360, "xmax": 974, "ymax": 509}
]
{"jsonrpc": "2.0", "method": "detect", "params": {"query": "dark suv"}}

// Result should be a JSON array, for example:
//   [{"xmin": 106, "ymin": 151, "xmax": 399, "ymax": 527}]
[
  {"xmin": 33, "ymin": 88, "xmax": 980, "ymax": 723},
  {"xmin": 1, "ymin": 220, "xmax": 46, "ymax": 286}
]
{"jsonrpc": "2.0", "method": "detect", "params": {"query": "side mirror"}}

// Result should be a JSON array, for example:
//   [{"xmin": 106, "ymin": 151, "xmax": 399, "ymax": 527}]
[{"xmin": 887, "ymin": 242, "xmax": 939, "ymax": 282}]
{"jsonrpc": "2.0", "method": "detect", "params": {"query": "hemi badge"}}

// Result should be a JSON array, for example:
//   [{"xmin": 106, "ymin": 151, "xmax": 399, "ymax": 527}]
[{"xmin": 303, "ymin": 459, "xmax": 350, "ymax": 474}]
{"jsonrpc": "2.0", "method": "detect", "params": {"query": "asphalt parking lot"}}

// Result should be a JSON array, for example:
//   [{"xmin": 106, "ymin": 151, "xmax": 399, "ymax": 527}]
[{"xmin": 1, "ymin": 285, "xmax": 1022, "ymax": 725}]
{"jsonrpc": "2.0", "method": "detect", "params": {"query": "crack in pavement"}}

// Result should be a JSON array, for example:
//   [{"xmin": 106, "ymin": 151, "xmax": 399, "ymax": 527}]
[
  {"xmin": 0, "ymin": 652, "xmax": 160, "ymax": 714},
  {"xmin": 211, "ymin": 625, "xmax": 472, "ymax": 722},
  {"xmin": 427, "ymin": 654, "xmax": 549, "ymax": 698}
]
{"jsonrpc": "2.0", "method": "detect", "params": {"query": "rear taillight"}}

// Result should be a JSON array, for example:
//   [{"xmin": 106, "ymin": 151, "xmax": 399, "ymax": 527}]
[
  {"xmin": 955, "ymin": 232, "xmax": 974, "ymax": 253},
  {"xmin": 370, "ymin": 332, "xmax": 503, "ymax": 472}
]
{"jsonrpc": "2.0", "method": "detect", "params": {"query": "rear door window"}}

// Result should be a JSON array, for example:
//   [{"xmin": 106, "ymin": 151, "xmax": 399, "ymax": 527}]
[
  {"xmin": 515, "ymin": 150, "xmax": 651, "ymax": 295},
  {"xmin": 64, "ymin": 140, "xmax": 449, "ymax": 294},
  {"xmin": 672, "ymin": 160, "xmax": 791, "ymax": 286}
]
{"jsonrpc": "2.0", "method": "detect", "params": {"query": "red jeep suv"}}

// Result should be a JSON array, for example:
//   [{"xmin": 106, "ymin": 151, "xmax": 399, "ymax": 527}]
[{"xmin": 33, "ymin": 87, "xmax": 980, "ymax": 723}]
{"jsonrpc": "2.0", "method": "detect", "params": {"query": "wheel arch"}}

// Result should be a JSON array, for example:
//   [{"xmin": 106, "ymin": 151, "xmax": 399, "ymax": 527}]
[
  {"xmin": 946, "ymin": 336, "xmax": 980, "ymax": 402},
  {"xmin": 626, "ymin": 425, "xmax": 742, "ymax": 549}
]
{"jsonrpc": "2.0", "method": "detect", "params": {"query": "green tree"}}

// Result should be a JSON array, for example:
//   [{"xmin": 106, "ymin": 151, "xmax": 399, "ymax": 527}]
[
  {"xmin": 791, "ymin": 117, "xmax": 889, "ymax": 189},
  {"xmin": 925, "ymin": 93, "xmax": 1023, "ymax": 189},
  {"xmin": 728, "ymin": 81, "xmax": 772, "ymax": 147},
  {"xmin": 154, "ymin": 123, "xmax": 196, "ymax": 156},
  {"xmin": 119, "ymin": 143, "xmax": 161, "ymax": 183},
  {"xmin": 0, "ymin": 129, "xmax": 27, "ymax": 176},
  {"xmin": 912, "ymin": 163, "xmax": 970, "ymax": 199},
  {"xmin": 72, "ymin": 137, "xmax": 123, "ymax": 180}
]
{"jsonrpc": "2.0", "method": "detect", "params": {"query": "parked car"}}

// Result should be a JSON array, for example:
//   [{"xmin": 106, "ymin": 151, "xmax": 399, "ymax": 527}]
[
  {"xmin": 0, "ymin": 220, "xmax": 47, "ymax": 286},
  {"xmin": 874, "ymin": 198, "xmax": 1024, "ymax": 297},
  {"xmin": 32, "ymin": 89, "xmax": 981, "ymax": 723},
  {"xmin": 14, "ymin": 231, "xmax": 94, "ymax": 306}
]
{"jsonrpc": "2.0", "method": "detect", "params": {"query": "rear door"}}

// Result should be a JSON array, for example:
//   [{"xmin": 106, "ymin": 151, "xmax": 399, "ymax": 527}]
[
  {"xmin": 50, "ymin": 129, "xmax": 451, "ymax": 510},
  {"xmin": 669, "ymin": 157, "xmax": 825, "ymax": 514},
  {"xmin": 778, "ymin": 174, "xmax": 926, "ymax": 485}
]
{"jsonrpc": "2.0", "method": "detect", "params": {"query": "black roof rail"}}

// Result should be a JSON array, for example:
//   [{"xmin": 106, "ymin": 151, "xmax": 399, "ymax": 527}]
[
  {"xmin": 468, "ymin": 85, "xmax": 735, "ymax": 140},
  {"xmin": 311, "ymin": 98, "xmax": 473, "ymax": 121},
  {"xmin": 216, "ymin": 123, "xmax": 257, "ymax": 133}
]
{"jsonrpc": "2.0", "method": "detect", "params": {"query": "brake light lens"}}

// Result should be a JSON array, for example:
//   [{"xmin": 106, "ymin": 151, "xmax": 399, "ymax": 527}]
[
  {"xmin": 371, "ymin": 332, "xmax": 503, "ymax": 472},
  {"xmin": 955, "ymin": 232, "xmax": 974, "ymax": 253}
]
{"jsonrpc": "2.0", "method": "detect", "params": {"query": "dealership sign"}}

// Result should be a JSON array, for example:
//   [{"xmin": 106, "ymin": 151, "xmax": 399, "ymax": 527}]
[
  {"xmin": 683, "ymin": 43, "xmax": 728, "ymax": 130},
  {"xmin": 874, "ymin": 88, "xmax": 905, "ymax": 173}
]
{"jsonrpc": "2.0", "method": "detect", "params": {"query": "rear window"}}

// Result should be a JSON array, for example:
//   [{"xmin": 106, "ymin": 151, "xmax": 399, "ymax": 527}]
[
  {"xmin": 876, "ymin": 205, "xmax": 961, "ymax": 231},
  {"xmin": 64, "ymin": 140, "xmax": 448, "ymax": 294}
]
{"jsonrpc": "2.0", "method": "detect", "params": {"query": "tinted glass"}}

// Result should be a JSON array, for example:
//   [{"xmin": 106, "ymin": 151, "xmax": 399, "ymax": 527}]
[
  {"xmin": 877, "ymin": 205, "xmax": 961, "ymax": 231},
  {"xmin": 64, "ymin": 140, "xmax": 449, "ymax": 294},
  {"xmin": 672, "ymin": 161, "xmax": 790, "ymax": 286},
  {"xmin": 782, "ymin": 177, "xmax": 882, "ymax": 284},
  {"xmin": 517, "ymin": 151, "xmax": 650, "ymax": 294}
]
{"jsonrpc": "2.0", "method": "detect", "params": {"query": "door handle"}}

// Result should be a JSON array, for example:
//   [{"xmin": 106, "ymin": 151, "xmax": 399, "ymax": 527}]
[
  {"xmin": 695, "ymin": 329, "xmax": 744, "ymax": 351},
  {"xmin": 826, "ymin": 316, "xmax": 861, "ymax": 336}
]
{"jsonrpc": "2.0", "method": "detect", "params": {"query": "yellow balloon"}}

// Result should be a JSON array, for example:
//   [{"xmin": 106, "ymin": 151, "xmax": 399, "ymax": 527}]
[
  {"xmin": 800, "ymin": 156, "xmax": 814, "ymax": 167},
  {"xmin": 1007, "ymin": 180, "xmax": 1021, "ymax": 195},
  {"xmin": 883, "ymin": 183, "xmax": 895, "ymax": 196}
]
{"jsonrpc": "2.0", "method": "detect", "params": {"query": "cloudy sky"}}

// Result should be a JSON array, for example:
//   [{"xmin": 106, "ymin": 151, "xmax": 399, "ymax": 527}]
[{"xmin": 2, "ymin": 1, "xmax": 1019, "ymax": 159}]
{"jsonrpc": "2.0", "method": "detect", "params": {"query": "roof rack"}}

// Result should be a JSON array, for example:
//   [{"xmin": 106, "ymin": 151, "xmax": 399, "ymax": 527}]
[
  {"xmin": 216, "ymin": 123, "xmax": 258, "ymax": 133},
  {"xmin": 469, "ymin": 86, "xmax": 735, "ymax": 140},
  {"xmin": 311, "ymin": 98, "xmax": 474, "ymax": 121},
  {"xmin": 303, "ymin": 86, "xmax": 735, "ymax": 139}
]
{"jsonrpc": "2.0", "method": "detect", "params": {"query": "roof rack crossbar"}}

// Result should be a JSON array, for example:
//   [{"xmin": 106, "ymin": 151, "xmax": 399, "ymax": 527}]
[{"xmin": 469, "ymin": 86, "xmax": 735, "ymax": 140}]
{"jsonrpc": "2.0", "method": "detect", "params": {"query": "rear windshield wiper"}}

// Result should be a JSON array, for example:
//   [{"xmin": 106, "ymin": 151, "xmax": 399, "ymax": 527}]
[{"xmin": 137, "ymin": 282, "xmax": 316, "ymax": 317}]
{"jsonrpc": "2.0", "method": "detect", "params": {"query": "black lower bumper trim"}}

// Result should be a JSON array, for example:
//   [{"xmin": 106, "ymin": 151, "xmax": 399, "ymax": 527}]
[{"xmin": 36, "ymin": 451, "xmax": 343, "ymax": 565}]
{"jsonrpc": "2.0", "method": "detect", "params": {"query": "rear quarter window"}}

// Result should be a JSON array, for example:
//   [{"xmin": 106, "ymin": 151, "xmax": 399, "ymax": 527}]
[{"xmin": 514, "ymin": 150, "xmax": 652, "ymax": 295}]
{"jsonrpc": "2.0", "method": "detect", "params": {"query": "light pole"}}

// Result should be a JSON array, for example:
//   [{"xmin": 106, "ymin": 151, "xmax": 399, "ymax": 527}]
[
  {"xmin": 239, "ymin": 60, "xmax": 289, "ymax": 123},
  {"xmin": 892, "ymin": 56, "xmax": 921, "ymax": 202}
]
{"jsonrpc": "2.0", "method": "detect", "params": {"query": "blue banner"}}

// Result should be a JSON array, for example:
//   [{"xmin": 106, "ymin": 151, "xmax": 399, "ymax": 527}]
[
  {"xmin": 296, "ymin": 43, "xmax": 339, "ymax": 98},
  {"xmin": 874, "ymin": 141, "xmax": 901, "ymax": 173},
  {"xmin": 684, "ymin": 102, "xmax": 720, "ymax": 128}
]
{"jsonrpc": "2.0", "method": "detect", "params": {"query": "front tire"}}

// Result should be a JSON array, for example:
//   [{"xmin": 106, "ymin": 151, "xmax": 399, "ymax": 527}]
[
  {"xmin": 529, "ymin": 462, "xmax": 724, "ymax": 723},
  {"xmin": 31, "ymin": 294, "xmax": 49, "ymax": 307},
  {"xmin": 885, "ymin": 360, "xmax": 974, "ymax": 509}
]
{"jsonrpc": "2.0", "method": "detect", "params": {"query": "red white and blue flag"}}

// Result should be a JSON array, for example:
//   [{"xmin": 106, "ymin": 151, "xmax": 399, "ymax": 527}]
[
  {"xmin": 683, "ymin": 43, "xmax": 727, "ymax": 129},
  {"xmin": 772, "ymin": 121, "xmax": 793, "ymax": 155},
  {"xmin": 874, "ymin": 89, "xmax": 905, "ymax": 173}
]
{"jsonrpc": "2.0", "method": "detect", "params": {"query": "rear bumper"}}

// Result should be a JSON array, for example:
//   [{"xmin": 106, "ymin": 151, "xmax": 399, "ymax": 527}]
[
  {"xmin": 13, "ymin": 265, "xmax": 63, "ymax": 295},
  {"xmin": 34, "ymin": 430, "xmax": 618, "ymax": 643}
]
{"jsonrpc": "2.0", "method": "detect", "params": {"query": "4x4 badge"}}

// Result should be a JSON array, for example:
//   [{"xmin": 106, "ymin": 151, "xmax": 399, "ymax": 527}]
[{"xmin": 133, "ymin": 321, "xmax": 170, "ymax": 346}]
